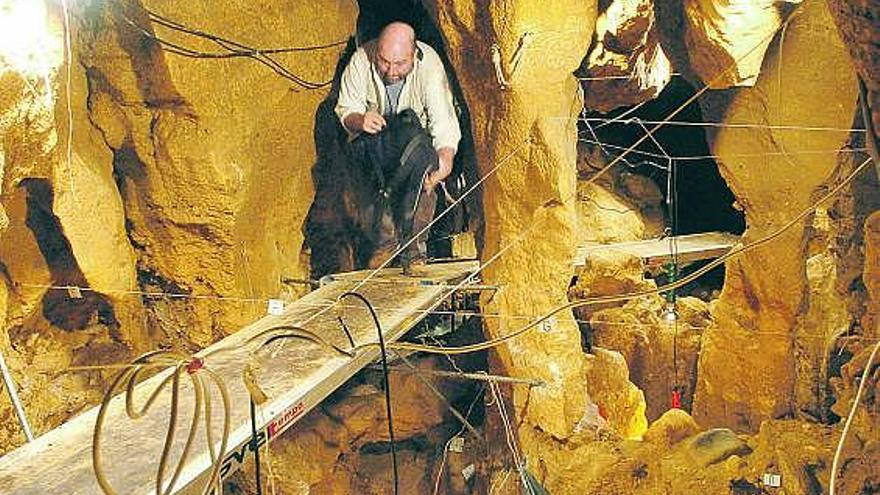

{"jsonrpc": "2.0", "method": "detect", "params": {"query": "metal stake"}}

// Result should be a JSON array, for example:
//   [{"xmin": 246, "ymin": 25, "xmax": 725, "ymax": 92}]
[{"xmin": 0, "ymin": 348, "xmax": 35, "ymax": 442}]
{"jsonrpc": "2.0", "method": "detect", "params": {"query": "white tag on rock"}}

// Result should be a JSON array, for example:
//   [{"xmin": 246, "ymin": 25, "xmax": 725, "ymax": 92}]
[
  {"xmin": 762, "ymin": 473, "xmax": 781, "ymax": 487},
  {"xmin": 461, "ymin": 463, "xmax": 475, "ymax": 481},
  {"xmin": 449, "ymin": 436, "xmax": 465, "ymax": 453},
  {"xmin": 267, "ymin": 299, "xmax": 285, "ymax": 316}
]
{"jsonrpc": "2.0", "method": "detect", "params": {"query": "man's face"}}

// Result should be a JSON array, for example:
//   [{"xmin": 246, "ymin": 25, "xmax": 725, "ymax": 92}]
[{"xmin": 377, "ymin": 44, "xmax": 414, "ymax": 85}]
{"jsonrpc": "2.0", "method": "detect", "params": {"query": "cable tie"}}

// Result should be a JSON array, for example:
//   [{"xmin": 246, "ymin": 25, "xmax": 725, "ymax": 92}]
[{"xmin": 186, "ymin": 357, "xmax": 204, "ymax": 374}]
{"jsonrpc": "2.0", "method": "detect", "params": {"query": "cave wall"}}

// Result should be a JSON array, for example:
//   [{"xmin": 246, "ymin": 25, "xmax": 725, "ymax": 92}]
[
  {"xmin": 692, "ymin": 0, "xmax": 863, "ymax": 431},
  {"xmin": 0, "ymin": 0, "xmax": 356, "ymax": 453},
  {"xmin": 0, "ymin": 0, "xmax": 877, "ymax": 493}
]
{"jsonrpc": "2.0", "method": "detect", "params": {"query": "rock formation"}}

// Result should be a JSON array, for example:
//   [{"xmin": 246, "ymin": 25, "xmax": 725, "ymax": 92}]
[{"xmin": 0, "ymin": 0, "xmax": 878, "ymax": 493}]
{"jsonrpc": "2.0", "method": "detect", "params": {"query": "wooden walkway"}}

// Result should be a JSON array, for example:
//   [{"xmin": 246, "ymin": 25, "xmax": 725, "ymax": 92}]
[
  {"xmin": 0, "ymin": 233, "xmax": 739, "ymax": 494},
  {"xmin": 0, "ymin": 261, "xmax": 477, "ymax": 495},
  {"xmin": 574, "ymin": 232, "xmax": 740, "ymax": 269}
]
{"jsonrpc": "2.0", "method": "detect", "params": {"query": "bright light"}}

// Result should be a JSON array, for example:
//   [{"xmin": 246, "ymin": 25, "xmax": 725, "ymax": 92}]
[
  {"xmin": 0, "ymin": 0, "xmax": 63, "ymax": 79},
  {"xmin": 662, "ymin": 301, "xmax": 678, "ymax": 323}
]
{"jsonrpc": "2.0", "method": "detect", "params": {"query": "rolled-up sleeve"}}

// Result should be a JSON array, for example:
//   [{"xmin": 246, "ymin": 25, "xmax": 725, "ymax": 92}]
[
  {"xmin": 423, "ymin": 55, "xmax": 461, "ymax": 152},
  {"xmin": 335, "ymin": 49, "xmax": 370, "ymax": 137}
]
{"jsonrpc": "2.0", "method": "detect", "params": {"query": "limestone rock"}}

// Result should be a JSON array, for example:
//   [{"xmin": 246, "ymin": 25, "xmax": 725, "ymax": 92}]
[
  {"xmin": 585, "ymin": 348, "xmax": 649, "ymax": 440},
  {"xmin": 674, "ymin": 428, "xmax": 751, "ymax": 467},
  {"xmin": 863, "ymin": 211, "xmax": 880, "ymax": 333},
  {"xmin": 576, "ymin": 180, "xmax": 665, "ymax": 246},
  {"xmin": 580, "ymin": 0, "xmax": 673, "ymax": 112},
  {"xmin": 590, "ymin": 296, "xmax": 707, "ymax": 421},
  {"xmin": 78, "ymin": 0, "xmax": 357, "ymax": 342},
  {"xmin": 643, "ymin": 408, "xmax": 699, "ymax": 449},
  {"xmin": 693, "ymin": 0, "xmax": 859, "ymax": 432},
  {"xmin": 683, "ymin": 0, "xmax": 802, "ymax": 88},
  {"xmin": 827, "ymin": 0, "xmax": 880, "ymax": 131},
  {"xmin": 426, "ymin": 0, "xmax": 597, "ymax": 448},
  {"xmin": 568, "ymin": 250, "xmax": 656, "ymax": 320}
]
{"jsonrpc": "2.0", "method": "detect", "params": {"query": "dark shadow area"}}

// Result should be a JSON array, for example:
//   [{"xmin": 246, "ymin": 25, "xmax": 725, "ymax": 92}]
[
  {"xmin": 580, "ymin": 78, "xmax": 746, "ymax": 298},
  {"xmin": 303, "ymin": 0, "xmax": 479, "ymax": 278},
  {"xmin": 581, "ymin": 78, "xmax": 745, "ymax": 236},
  {"xmin": 20, "ymin": 179, "xmax": 118, "ymax": 330}
]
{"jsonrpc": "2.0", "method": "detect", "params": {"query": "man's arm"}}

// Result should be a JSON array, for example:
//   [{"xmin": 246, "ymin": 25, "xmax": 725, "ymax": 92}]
[
  {"xmin": 425, "ymin": 147, "xmax": 455, "ymax": 190},
  {"xmin": 336, "ymin": 49, "xmax": 388, "ymax": 136},
  {"xmin": 421, "ymin": 48, "xmax": 462, "ymax": 190}
]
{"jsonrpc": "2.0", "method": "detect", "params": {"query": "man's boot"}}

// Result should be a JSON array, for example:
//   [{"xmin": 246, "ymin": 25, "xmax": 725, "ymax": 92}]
[{"xmin": 401, "ymin": 186, "xmax": 436, "ymax": 277}]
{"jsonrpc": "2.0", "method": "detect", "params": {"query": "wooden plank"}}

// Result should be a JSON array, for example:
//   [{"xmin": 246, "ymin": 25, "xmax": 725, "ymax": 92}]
[
  {"xmin": 574, "ymin": 232, "xmax": 740, "ymax": 268},
  {"xmin": 0, "ymin": 262, "xmax": 476, "ymax": 495}
]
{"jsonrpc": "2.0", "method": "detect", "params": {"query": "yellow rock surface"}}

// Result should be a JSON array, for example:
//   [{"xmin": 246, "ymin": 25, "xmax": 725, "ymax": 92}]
[{"xmin": 693, "ymin": 0, "xmax": 859, "ymax": 431}]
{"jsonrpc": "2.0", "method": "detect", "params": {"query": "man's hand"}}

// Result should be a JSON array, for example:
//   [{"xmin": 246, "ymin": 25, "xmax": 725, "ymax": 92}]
[
  {"xmin": 424, "ymin": 147, "xmax": 455, "ymax": 191},
  {"xmin": 345, "ymin": 111, "xmax": 387, "ymax": 134}
]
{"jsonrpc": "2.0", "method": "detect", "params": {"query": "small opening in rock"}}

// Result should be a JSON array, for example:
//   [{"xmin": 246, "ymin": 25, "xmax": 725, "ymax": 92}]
[
  {"xmin": 581, "ymin": 78, "xmax": 746, "ymax": 298},
  {"xmin": 20, "ymin": 179, "xmax": 117, "ymax": 330},
  {"xmin": 303, "ymin": 0, "xmax": 478, "ymax": 278}
]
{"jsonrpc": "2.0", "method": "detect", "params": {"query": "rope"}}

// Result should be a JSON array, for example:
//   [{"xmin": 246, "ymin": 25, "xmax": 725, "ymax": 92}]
[
  {"xmin": 60, "ymin": 0, "xmax": 77, "ymax": 204},
  {"xmin": 489, "ymin": 379, "xmax": 533, "ymax": 494},
  {"xmin": 566, "ymin": 117, "xmax": 867, "ymax": 134},
  {"xmin": 577, "ymin": 73, "xmax": 684, "ymax": 82},
  {"xmin": 432, "ymin": 383, "xmax": 485, "ymax": 495},
  {"xmin": 577, "ymin": 136, "xmax": 867, "ymax": 162}
]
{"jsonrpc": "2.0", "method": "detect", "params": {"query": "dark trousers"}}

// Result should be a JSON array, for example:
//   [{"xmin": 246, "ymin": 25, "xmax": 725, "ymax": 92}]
[{"xmin": 348, "ymin": 124, "xmax": 438, "ymax": 265}]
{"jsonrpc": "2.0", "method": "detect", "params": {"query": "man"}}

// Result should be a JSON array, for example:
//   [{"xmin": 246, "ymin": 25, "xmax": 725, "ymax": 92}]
[{"xmin": 335, "ymin": 21, "xmax": 461, "ymax": 275}]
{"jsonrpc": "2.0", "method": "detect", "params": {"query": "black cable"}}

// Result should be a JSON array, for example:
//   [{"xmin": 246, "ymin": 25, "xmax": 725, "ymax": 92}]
[
  {"xmin": 116, "ymin": 10, "xmax": 340, "ymax": 90},
  {"xmin": 336, "ymin": 316, "xmax": 357, "ymax": 349},
  {"xmin": 339, "ymin": 291, "xmax": 398, "ymax": 495},
  {"xmin": 253, "ymin": 325, "xmax": 355, "ymax": 357},
  {"xmin": 249, "ymin": 398, "xmax": 264, "ymax": 495}
]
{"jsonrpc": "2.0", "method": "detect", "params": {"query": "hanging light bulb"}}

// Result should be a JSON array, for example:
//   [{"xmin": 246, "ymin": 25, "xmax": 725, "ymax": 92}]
[{"xmin": 662, "ymin": 300, "xmax": 678, "ymax": 323}]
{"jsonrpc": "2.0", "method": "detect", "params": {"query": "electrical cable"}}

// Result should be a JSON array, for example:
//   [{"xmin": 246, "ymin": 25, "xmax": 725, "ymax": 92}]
[
  {"xmin": 829, "ymin": 339, "xmax": 880, "ymax": 495},
  {"xmin": 116, "ymin": 8, "xmax": 344, "ymax": 90},
  {"xmin": 350, "ymin": 155, "xmax": 874, "ymax": 357},
  {"xmin": 338, "ymin": 291, "xmax": 398, "ymax": 495},
  {"xmin": 249, "ymin": 398, "xmax": 264, "ymax": 495}
]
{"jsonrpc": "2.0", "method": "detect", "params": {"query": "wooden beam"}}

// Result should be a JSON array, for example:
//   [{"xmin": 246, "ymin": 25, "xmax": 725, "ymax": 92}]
[
  {"xmin": 574, "ymin": 232, "xmax": 741, "ymax": 269},
  {"xmin": 0, "ymin": 262, "xmax": 477, "ymax": 495}
]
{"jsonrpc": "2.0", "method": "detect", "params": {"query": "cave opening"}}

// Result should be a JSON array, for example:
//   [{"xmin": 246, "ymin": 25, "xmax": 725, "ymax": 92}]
[
  {"xmin": 303, "ymin": 0, "xmax": 478, "ymax": 278},
  {"xmin": 581, "ymin": 78, "xmax": 746, "ymax": 297},
  {"xmin": 20, "ymin": 179, "xmax": 117, "ymax": 331}
]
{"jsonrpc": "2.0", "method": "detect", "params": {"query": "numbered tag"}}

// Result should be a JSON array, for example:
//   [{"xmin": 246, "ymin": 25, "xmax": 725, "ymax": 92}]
[
  {"xmin": 461, "ymin": 464, "xmax": 475, "ymax": 481},
  {"xmin": 762, "ymin": 474, "xmax": 781, "ymax": 487},
  {"xmin": 67, "ymin": 286, "xmax": 83, "ymax": 299},
  {"xmin": 267, "ymin": 299, "xmax": 285, "ymax": 316},
  {"xmin": 449, "ymin": 436, "xmax": 465, "ymax": 453}
]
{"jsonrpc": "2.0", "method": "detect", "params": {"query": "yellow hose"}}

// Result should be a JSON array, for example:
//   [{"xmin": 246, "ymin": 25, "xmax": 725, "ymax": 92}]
[{"xmin": 92, "ymin": 350, "xmax": 231, "ymax": 495}]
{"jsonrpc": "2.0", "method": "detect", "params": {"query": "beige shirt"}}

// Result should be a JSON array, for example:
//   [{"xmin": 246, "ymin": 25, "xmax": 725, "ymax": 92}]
[{"xmin": 335, "ymin": 40, "xmax": 461, "ymax": 152}]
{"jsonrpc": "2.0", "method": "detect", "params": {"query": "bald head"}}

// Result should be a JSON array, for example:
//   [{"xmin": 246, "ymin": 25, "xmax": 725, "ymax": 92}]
[{"xmin": 376, "ymin": 22, "xmax": 416, "ymax": 85}]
